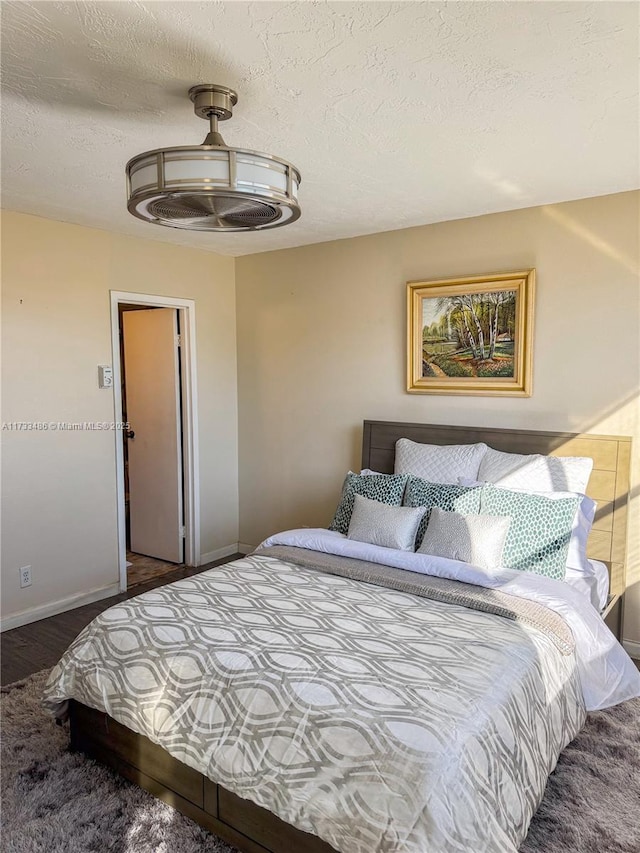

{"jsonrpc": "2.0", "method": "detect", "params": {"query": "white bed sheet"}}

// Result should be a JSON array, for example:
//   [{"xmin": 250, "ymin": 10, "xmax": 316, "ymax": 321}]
[
  {"xmin": 565, "ymin": 559, "xmax": 609, "ymax": 611},
  {"xmin": 259, "ymin": 529, "xmax": 640, "ymax": 711}
]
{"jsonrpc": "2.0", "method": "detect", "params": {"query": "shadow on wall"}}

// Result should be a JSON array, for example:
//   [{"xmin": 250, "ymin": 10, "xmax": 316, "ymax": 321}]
[
  {"xmin": 541, "ymin": 205, "xmax": 638, "ymax": 276},
  {"xmin": 474, "ymin": 170, "xmax": 638, "ymax": 277}
]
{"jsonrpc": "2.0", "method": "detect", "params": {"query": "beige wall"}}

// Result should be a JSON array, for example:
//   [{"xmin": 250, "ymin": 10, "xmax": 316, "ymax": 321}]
[
  {"xmin": 1, "ymin": 212, "xmax": 238, "ymax": 622},
  {"xmin": 235, "ymin": 191, "xmax": 640, "ymax": 645},
  {"xmin": 3, "ymin": 194, "xmax": 639, "ymax": 643}
]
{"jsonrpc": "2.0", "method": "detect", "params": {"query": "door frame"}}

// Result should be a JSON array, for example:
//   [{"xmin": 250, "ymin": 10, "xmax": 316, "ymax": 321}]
[{"xmin": 110, "ymin": 291, "xmax": 201, "ymax": 591}]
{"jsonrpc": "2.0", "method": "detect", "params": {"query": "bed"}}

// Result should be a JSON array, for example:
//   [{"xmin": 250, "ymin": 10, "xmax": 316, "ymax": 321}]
[{"xmin": 44, "ymin": 421, "xmax": 639, "ymax": 853}]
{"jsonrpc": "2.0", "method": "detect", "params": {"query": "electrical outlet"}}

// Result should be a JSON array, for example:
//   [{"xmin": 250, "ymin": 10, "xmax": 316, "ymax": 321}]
[{"xmin": 20, "ymin": 566, "xmax": 32, "ymax": 588}]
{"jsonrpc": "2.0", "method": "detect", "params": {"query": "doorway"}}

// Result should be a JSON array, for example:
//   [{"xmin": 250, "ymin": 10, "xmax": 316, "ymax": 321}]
[
  {"xmin": 120, "ymin": 305, "xmax": 183, "ymax": 586},
  {"xmin": 110, "ymin": 292, "xmax": 200, "ymax": 592}
]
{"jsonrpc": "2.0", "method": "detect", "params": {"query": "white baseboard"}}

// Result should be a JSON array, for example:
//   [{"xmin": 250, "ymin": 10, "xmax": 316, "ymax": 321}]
[
  {"xmin": 0, "ymin": 582, "xmax": 121, "ymax": 633},
  {"xmin": 623, "ymin": 640, "xmax": 640, "ymax": 661},
  {"xmin": 199, "ymin": 543, "xmax": 244, "ymax": 565},
  {"xmin": 238, "ymin": 542, "xmax": 255, "ymax": 555}
]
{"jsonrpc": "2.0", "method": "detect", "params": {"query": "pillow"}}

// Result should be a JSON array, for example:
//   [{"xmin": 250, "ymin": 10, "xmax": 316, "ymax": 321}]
[
  {"xmin": 418, "ymin": 507, "xmax": 511, "ymax": 570},
  {"xmin": 394, "ymin": 438, "xmax": 487, "ymax": 484},
  {"xmin": 459, "ymin": 477, "xmax": 597, "ymax": 575},
  {"xmin": 564, "ymin": 493, "xmax": 596, "ymax": 573},
  {"xmin": 477, "ymin": 446, "xmax": 593, "ymax": 494},
  {"xmin": 403, "ymin": 477, "xmax": 482, "ymax": 548},
  {"xmin": 347, "ymin": 494, "xmax": 425, "ymax": 551},
  {"xmin": 481, "ymin": 484, "xmax": 581, "ymax": 580},
  {"xmin": 329, "ymin": 472, "xmax": 408, "ymax": 535}
]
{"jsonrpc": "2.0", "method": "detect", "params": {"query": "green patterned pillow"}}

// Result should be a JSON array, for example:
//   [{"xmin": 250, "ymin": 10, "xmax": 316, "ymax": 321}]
[
  {"xmin": 329, "ymin": 472, "xmax": 409, "ymax": 534},
  {"xmin": 481, "ymin": 484, "xmax": 581, "ymax": 579},
  {"xmin": 403, "ymin": 478, "xmax": 482, "ymax": 548}
]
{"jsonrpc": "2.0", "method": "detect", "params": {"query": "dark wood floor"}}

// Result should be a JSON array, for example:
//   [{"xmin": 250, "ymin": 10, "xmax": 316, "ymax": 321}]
[{"xmin": 1, "ymin": 554, "xmax": 244, "ymax": 686}]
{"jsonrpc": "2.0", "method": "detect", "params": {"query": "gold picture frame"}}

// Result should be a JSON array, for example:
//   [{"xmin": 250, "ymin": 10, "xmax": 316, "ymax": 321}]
[{"xmin": 407, "ymin": 269, "xmax": 535, "ymax": 396}]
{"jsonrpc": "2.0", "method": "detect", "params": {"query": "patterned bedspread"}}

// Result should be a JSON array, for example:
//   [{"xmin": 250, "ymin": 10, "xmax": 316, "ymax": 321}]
[{"xmin": 44, "ymin": 551, "xmax": 586, "ymax": 853}]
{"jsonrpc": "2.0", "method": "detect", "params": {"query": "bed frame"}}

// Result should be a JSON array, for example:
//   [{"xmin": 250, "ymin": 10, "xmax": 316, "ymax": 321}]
[{"xmin": 70, "ymin": 420, "xmax": 632, "ymax": 853}]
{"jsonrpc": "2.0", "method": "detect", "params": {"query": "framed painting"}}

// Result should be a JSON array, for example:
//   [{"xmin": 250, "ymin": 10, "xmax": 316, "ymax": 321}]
[{"xmin": 407, "ymin": 269, "xmax": 535, "ymax": 396}]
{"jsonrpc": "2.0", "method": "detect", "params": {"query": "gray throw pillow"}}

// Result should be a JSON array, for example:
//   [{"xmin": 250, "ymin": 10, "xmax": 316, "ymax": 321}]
[
  {"xmin": 403, "ymin": 477, "xmax": 482, "ymax": 548},
  {"xmin": 347, "ymin": 494, "xmax": 425, "ymax": 551},
  {"xmin": 418, "ymin": 507, "xmax": 511, "ymax": 570}
]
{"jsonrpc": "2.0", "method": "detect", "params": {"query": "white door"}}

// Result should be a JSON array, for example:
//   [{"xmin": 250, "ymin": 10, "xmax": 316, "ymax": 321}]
[{"xmin": 122, "ymin": 308, "xmax": 184, "ymax": 563}]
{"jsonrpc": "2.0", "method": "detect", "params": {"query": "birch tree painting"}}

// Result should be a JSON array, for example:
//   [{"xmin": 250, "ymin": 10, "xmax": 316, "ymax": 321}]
[
  {"xmin": 407, "ymin": 270, "xmax": 534, "ymax": 396},
  {"xmin": 421, "ymin": 290, "xmax": 517, "ymax": 378}
]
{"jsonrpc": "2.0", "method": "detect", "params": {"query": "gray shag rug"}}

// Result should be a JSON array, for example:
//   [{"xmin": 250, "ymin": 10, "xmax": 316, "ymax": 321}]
[{"xmin": 2, "ymin": 671, "xmax": 639, "ymax": 853}]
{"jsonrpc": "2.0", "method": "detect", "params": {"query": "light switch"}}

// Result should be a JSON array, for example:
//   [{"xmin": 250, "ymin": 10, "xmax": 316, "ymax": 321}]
[{"xmin": 98, "ymin": 365, "xmax": 113, "ymax": 389}]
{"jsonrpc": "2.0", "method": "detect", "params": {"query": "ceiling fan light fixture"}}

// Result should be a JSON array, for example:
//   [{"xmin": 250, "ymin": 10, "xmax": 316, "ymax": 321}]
[{"xmin": 126, "ymin": 84, "xmax": 301, "ymax": 232}]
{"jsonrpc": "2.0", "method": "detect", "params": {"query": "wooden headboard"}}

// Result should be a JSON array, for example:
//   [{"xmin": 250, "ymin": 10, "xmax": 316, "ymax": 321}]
[{"xmin": 362, "ymin": 420, "xmax": 632, "ymax": 596}]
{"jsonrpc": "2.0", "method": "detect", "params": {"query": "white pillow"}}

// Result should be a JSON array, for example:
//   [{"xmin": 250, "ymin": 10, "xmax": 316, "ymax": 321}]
[
  {"xmin": 395, "ymin": 439, "xmax": 487, "ymax": 484},
  {"xmin": 477, "ymin": 446, "xmax": 593, "ymax": 494},
  {"xmin": 566, "ymin": 494, "xmax": 597, "ymax": 573},
  {"xmin": 418, "ymin": 507, "xmax": 511, "ymax": 570},
  {"xmin": 459, "ymin": 477, "xmax": 596, "ymax": 575},
  {"xmin": 347, "ymin": 494, "xmax": 425, "ymax": 551}
]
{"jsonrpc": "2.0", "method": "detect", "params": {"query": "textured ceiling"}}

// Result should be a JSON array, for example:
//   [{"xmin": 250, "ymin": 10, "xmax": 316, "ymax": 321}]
[{"xmin": 1, "ymin": 1, "xmax": 638, "ymax": 257}]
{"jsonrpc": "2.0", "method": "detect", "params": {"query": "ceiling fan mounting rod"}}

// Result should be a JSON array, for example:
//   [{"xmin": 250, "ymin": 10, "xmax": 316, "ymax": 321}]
[{"xmin": 189, "ymin": 84, "xmax": 238, "ymax": 147}]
